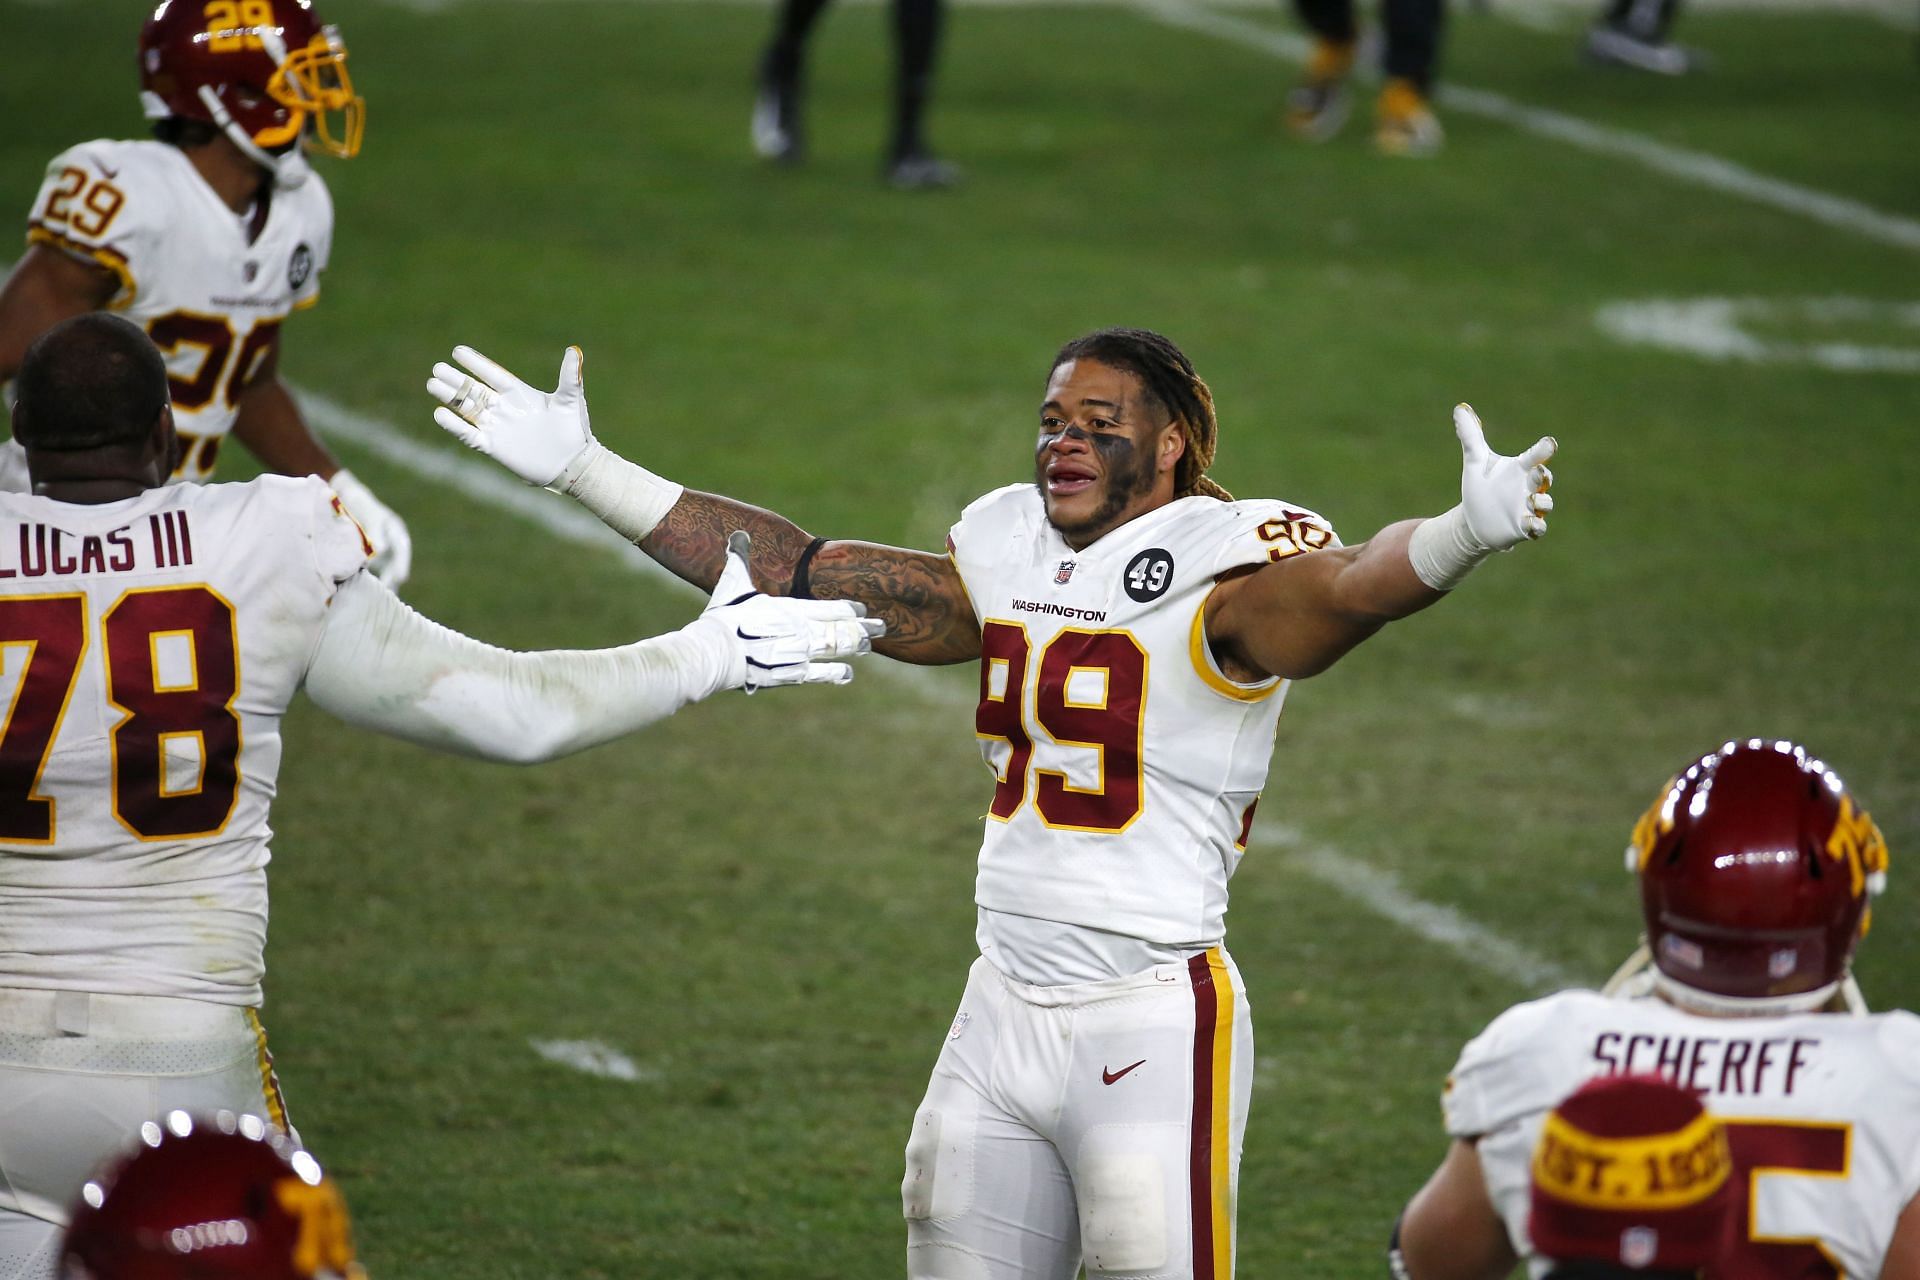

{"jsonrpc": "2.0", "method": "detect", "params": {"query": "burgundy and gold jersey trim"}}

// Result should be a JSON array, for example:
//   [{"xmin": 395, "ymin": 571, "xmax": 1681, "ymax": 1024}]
[
  {"xmin": 1235, "ymin": 798, "xmax": 1260, "ymax": 851},
  {"xmin": 1188, "ymin": 948, "xmax": 1236, "ymax": 1279},
  {"xmin": 26, "ymin": 225, "xmax": 136, "ymax": 307},
  {"xmin": 245, "ymin": 1007, "xmax": 292, "ymax": 1134},
  {"xmin": 1188, "ymin": 589, "xmax": 1280, "ymax": 703}
]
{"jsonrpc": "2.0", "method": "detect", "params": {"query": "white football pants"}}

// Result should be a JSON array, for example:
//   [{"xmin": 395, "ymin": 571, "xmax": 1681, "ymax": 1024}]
[
  {"xmin": 904, "ymin": 949, "xmax": 1254, "ymax": 1280},
  {"xmin": 0, "ymin": 989, "xmax": 290, "ymax": 1280}
]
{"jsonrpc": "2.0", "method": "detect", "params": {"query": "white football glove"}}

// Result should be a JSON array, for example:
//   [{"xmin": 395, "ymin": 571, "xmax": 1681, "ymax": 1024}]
[
  {"xmin": 699, "ymin": 532, "xmax": 884, "ymax": 692},
  {"xmin": 429, "ymin": 345, "xmax": 596, "ymax": 489},
  {"xmin": 1406, "ymin": 404, "xmax": 1556, "ymax": 591},
  {"xmin": 328, "ymin": 468, "xmax": 413, "ymax": 589},
  {"xmin": 1453, "ymin": 404, "xmax": 1555, "ymax": 550}
]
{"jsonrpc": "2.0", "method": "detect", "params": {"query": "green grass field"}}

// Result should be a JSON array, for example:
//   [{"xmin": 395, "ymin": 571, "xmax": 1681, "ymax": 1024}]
[{"xmin": 3, "ymin": 0, "xmax": 1918, "ymax": 1274}]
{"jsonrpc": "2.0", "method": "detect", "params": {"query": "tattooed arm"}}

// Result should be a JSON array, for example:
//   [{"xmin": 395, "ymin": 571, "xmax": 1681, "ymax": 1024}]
[
  {"xmin": 641, "ymin": 490, "xmax": 980, "ymax": 666},
  {"xmin": 425, "ymin": 347, "xmax": 979, "ymax": 663}
]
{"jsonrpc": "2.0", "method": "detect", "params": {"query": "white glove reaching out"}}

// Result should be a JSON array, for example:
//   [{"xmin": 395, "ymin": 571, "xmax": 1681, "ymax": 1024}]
[
  {"xmin": 429, "ymin": 345, "xmax": 597, "ymax": 489},
  {"xmin": 699, "ymin": 532, "xmax": 884, "ymax": 692},
  {"xmin": 1453, "ymin": 404, "xmax": 1555, "ymax": 551},
  {"xmin": 1406, "ymin": 404, "xmax": 1557, "ymax": 591},
  {"xmin": 328, "ymin": 468, "xmax": 413, "ymax": 589}
]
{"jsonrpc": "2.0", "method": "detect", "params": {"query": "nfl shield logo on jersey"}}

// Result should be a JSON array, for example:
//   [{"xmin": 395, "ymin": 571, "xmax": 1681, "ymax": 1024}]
[
  {"xmin": 1054, "ymin": 560, "xmax": 1075, "ymax": 585},
  {"xmin": 1618, "ymin": 1227, "xmax": 1658, "ymax": 1269}
]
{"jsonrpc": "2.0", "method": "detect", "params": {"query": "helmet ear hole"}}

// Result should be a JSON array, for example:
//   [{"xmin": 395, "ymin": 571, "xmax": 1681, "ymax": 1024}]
[{"xmin": 1665, "ymin": 835, "xmax": 1686, "ymax": 867}]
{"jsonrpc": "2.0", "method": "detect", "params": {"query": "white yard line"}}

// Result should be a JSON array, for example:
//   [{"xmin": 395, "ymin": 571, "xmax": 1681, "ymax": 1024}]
[
  {"xmin": 1133, "ymin": 0, "xmax": 1920, "ymax": 256},
  {"xmin": 528, "ymin": 1037, "xmax": 660, "ymax": 1081},
  {"xmin": 1258, "ymin": 825, "xmax": 1580, "ymax": 990},
  {"xmin": 1594, "ymin": 295, "xmax": 1920, "ymax": 373}
]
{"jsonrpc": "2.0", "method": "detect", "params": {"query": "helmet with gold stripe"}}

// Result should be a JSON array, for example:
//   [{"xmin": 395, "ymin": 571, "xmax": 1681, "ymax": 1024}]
[
  {"xmin": 1629, "ymin": 739, "xmax": 1888, "ymax": 1015},
  {"xmin": 61, "ymin": 1111, "xmax": 364, "ymax": 1280},
  {"xmin": 138, "ymin": 0, "xmax": 364, "ymax": 188}
]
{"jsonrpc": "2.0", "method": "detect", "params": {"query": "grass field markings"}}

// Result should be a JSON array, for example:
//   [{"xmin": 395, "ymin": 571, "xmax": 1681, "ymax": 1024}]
[
  {"xmin": 294, "ymin": 387, "xmax": 975, "ymax": 710},
  {"xmin": 1132, "ymin": 0, "xmax": 1920, "ymax": 256},
  {"xmin": 1258, "ymin": 823, "xmax": 1581, "ymax": 991},
  {"xmin": 529, "ymin": 1037, "xmax": 660, "ymax": 1082},
  {"xmin": 1595, "ymin": 296, "xmax": 1920, "ymax": 373},
  {"xmin": 1443, "ymin": 691, "xmax": 1550, "ymax": 727}
]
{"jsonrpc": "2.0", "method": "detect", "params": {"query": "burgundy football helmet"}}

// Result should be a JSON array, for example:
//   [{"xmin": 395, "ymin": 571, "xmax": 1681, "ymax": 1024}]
[
  {"xmin": 138, "ymin": 0, "xmax": 364, "ymax": 186},
  {"xmin": 62, "ymin": 1112, "xmax": 363, "ymax": 1280},
  {"xmin": 1629, "ymin": 739, "xmax": 1888, "ymax": 1014}
]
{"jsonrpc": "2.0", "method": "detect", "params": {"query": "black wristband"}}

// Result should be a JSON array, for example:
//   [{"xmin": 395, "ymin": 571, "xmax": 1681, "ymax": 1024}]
[
  {"xmin": 790, "ymin": 536, "xmax": 829, "ymax": 600},
  {"xmin": 1387, "ymin": 1210, "xmax": 1411, "ymax": 1280}
]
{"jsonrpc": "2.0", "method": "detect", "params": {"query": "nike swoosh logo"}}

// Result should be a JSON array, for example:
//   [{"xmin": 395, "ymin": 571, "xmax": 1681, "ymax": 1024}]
[{"xmin": 1102, "ymin": 1059, "xmax": 1146, "ymax": 1085}]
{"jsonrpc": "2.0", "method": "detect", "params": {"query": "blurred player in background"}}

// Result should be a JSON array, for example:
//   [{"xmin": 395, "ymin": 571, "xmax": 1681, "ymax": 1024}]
[
  {"xmin": 1285, "ymin": 0, "xmax": 1447, "ymax": 155},
  {"xmin": 1395, "ymin": 739, "xmax": 1920, "ymax": 1280},
  {"xmin": 751, "ymin": 0, "xmax": 958, "ymax": 188},
  {"xmin": 61, "ymin": 1112, "xmax": 362, "ymax": 1280},
  {"xmin": 0, "ymin": 314, "xmax": 878, "ymax": 1280},
  {"xmin": 0, "ymin": 0, "xmax": 411, "ymax": 586},
  {"xmin": 430, "ymin": 324, "xmax": 1557, "ymax": 1278},
  {"xmin": 1583, "ymin": 0, "xmax": 1703, "ymax": 76},
  {"xmin": 1515, "ymin": 1074, "xmax": 1738, "ymax": 1280}
]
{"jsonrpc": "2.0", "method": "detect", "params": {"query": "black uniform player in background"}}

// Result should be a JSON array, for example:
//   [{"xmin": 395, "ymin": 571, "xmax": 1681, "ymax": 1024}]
[
  {"xmin": 751, "ymin": 0, "xmax": 957, "ymax": 189},
  {"xmin": 1285, "ymin": 0, "xmax": 1447, "ymax": 156},
  {"xmin": 1584, "ymin": 0, "xmax": 1703, "ymax": 77}
]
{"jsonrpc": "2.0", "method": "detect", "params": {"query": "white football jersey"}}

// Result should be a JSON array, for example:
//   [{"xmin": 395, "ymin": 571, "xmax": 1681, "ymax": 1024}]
[
  {"xmin": 948, "ymin": 483, "xmax": 1338, "ymax": 947},
  {"xmin": 13, "ymin": 138, "xmax": 333, "ymax": 482},
  {"xmin": 1445, "ymin": 989, "xmax": 1920, "ymax": 1279},
  {"xmin": 0, "ymin": 476, "xmax": 369, "ymax": 1006}
]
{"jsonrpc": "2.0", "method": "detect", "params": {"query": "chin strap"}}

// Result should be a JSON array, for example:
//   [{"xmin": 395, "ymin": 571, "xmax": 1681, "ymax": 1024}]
[
  {"xmin": 195, "ymin": 85, "xmax": 310, "ymax": 189},
  {"xmin": 1604, "ymin": 942, "xmax": 1866, "ymax": 1016},
  {"xmin": 1600, "ymin": 943, "xmax": 1656, "ymax": 997}
]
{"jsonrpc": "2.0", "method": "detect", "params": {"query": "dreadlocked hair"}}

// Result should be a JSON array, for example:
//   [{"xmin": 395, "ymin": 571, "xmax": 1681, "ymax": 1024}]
[{"xmin": 1049, "ymin": 327, "xmax": 1233, "ymax": 502}]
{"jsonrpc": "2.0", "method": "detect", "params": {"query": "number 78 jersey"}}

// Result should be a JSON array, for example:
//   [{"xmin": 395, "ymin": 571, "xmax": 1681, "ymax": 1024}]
[
  {"xmin": 947, "ymin": 483, "xmax": 1338, "ymax": 946},
  {"xmin": 0, "ymin": 477, "xmax": 370, "ymax": 1006}
]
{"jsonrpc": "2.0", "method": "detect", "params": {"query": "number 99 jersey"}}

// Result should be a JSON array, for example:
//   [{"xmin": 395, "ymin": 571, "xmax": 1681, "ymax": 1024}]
[
  {"xmin": 15, "ymin": 138, "xmax": 333, "ymax": 483},
  {"xmin": 947, "ymin": 483, "xmax": 1338, "ymax": 947},
  {"xmin": 0, "ymin": 476, "xmax": 369, "ymax": 1007},
  {"xmin": 1445, "ymin": 989, "xmax": 1920, "ymax": 1279}
]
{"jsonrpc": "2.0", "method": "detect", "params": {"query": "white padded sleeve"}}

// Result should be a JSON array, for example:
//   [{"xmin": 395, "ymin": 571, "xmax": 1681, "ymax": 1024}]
[{"xmin": 303, "ymin": 572, "xmax": 739, "ymax": 763}]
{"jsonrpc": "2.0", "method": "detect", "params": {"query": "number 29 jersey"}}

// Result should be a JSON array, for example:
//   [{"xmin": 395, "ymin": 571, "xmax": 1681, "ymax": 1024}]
[
  {"xmin": 0, "ymin": 477, "xmax": 370, "ymax": 1007},
  {"xmin": 1445, "ymin": 989, "xmax": 1920, "ymax": 1279},
  {"xmin": 15, "ymin": 138, "xmax": 333, "ymax": 482},
  {"xmin": 947, "ymin": 483, "xmax": 1338, "ymax": 947}
]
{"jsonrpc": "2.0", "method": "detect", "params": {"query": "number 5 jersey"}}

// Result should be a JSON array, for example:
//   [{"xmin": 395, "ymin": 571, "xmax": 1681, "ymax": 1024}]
[
  {"xmin": 946, "ymin": 482, "xmax": 1338, "ymax": 956},
  {"xmin": 0, "ymin": 476, "xmax": 369, "ymax": 1007},
  {"xmin": 10, "ymin": 138, "xmax": 332, "ymax": 484},
  {"xmin": 1445, "ymin": 989, "xmax": 1920, "ymax": 1278}
]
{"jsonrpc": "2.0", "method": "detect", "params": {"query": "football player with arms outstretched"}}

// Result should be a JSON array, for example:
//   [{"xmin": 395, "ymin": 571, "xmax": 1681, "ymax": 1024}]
[
  {"xmin": 0, "ymin": 0, "xmax": 410, "ymax": 585},
  {"xmin": 430, "ymin": 325, "xmax": 1556, "ymax": 1279},
  {"xmin": 0, "ymin": 315, "xmax": 878, "ymax": 1280},
  {"xmin": 1394, "ymin": 739, "xmax": 1920, "ymax": 1280}
]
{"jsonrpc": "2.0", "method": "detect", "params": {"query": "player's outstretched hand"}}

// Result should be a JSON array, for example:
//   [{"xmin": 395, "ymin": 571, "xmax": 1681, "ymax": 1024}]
[
  {"xmin": 429, "ymin": 345, "xmax": 596, "ymax": 488},
  {"xmin": 329, "ymin": 469, "xmax": 413, "ymax": 590},
  {"xmin": 1451, "ymin": 404, "xmax": 1555, "ymax": 551},
  {"xmin": 700, "ymin": 532, "xmax": 884, "ymax": 692}
]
